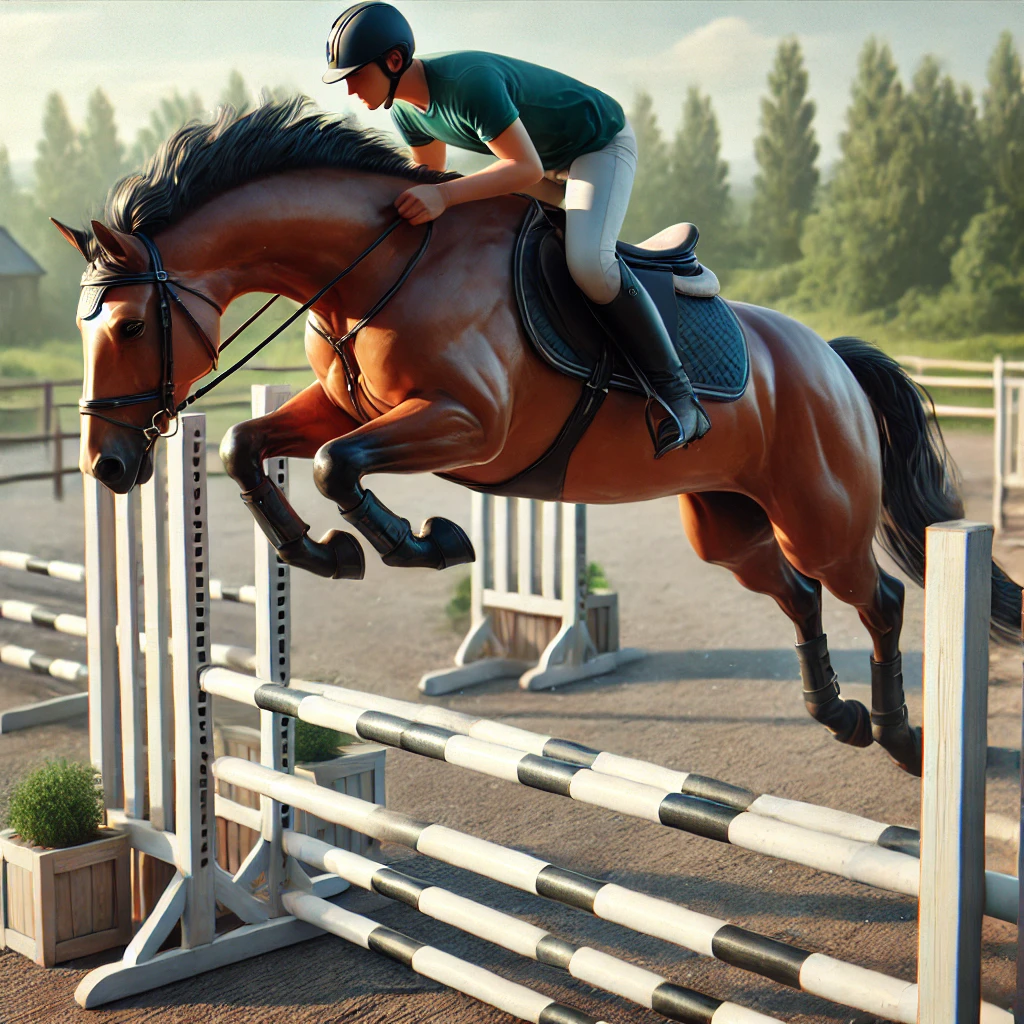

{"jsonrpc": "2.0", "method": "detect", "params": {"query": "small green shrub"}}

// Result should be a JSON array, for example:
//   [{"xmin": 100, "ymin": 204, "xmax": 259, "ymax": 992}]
[
  {"xmin": 445, "ymin": 573, "xmax": 472, "ymax": 630},
  {"xmin": 6, "ymin": 760, "xmax": 103, "ymax": 849},
  {"xmin": 586, "ymin": 561, "xmax": 609, "ymax": 592},
  {"xmin": 294, "ymin": 719, "xmax": 350, "ymax": 763}
]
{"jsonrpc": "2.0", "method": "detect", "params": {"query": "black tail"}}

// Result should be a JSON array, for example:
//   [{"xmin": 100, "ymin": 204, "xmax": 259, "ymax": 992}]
[{"xmin": 829, "ymin": 336, "xmax": 1022, "ymax": 644}]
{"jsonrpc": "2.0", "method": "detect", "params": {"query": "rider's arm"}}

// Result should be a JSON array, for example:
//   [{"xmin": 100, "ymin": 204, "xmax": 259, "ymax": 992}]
[
  {"xmin": 436, "ymin": 119, "xmax": 544, "ymax": 207},
  {"xmin": 411, "ymin": 140, "xmax": 448, "ymax": 172}
]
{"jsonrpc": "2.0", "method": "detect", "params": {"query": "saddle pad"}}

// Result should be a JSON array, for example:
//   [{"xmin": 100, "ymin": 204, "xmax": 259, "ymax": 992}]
[{"xmin": 513, "ymin": 202, "xmax": 749, "ymax": 402}]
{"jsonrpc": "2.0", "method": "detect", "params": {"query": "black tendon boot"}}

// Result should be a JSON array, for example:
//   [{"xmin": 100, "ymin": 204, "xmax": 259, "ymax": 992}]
[
  {"xmin": 795, "ymin": 634, "xmax": 873, "ymax": 747},
  {"xmin": 594, "ymin": 261, "xmax": 711, "ymax": 457},
  {"xmin": 870, "ymin": 654, "xmax": 923, "ymax": 777}
]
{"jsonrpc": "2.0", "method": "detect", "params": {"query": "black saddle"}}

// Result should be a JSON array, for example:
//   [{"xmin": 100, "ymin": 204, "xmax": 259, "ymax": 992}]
[
  {"xmin": 441, "ymin": 201, "xmax": 749, "ymax": 502},
  {"xmin": 515, "ymin": 200, "xmax": 748, "ymax": 400}
]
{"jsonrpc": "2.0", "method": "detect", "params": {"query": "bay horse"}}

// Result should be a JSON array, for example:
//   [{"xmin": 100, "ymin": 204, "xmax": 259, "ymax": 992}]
[{"xmin": 57, "ymin": 101, "xmax": 1021, "ymax": 777}]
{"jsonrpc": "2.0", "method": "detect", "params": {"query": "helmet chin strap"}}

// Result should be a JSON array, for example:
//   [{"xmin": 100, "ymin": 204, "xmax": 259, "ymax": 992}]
[
  {"xmin": 377, "ymin": 52, "xmax": 409, "ymax": 110},
  {"xmin": 381, "ymin": 67, "xmax": 402, "ymax": 109}
]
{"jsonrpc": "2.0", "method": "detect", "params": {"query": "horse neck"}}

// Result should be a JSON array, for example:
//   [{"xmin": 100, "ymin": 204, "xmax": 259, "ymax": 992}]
[{"xmin": 156, "ymin": 171, "xmax": 408, "ymax": 326}]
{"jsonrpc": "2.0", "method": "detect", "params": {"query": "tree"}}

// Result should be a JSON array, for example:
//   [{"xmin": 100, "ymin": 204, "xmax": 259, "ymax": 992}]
[
  {"xmin": 980, "ymin": 30, "xmax": 1024, "ymax": 213},
  {"xmin": 80, "ymin": 88, "xmax": 124, "ymax": 211},
  {"xmin": 130, "ymin": 90, "xmax": 205, "ymax": 168},
  {"xmin": 0, "ymin": 146, "xmax": 19, "ymax": 224},
  {"xmin": 621, "ymin": 92, "xmax": 671, "ymax": 243},
  {"xmin": 34, "ymin": 92, "xmax": 82, "ymax": 222},
  {"xmin": 751, "ymin": 38, "xmax": 819, "ymax": 265},
  {"xmin": 666, "ymin": 87, "xmax": 733, "ymax": 267},
  {"xmin": 0, "ymin": 144, "xmax": 40, "ymax": 246},
  {"xmin": 33, "ymin": 93, "xmax": 110, "ymax": 335},
  {"xmin": 901, "ymin": 57, "xmax": 982, "ymax": 291},
  {"xmin": 799, "ymin": 39, "xmax": 913, "ymax": 311},
  {"xmin": 220, "ymin": 70, "xmax": 251, "ymax": 116}
]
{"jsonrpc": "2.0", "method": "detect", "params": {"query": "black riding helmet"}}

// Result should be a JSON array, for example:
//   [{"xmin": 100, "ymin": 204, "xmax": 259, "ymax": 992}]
[{"xmin": 323, "ymin": 2, "xmax": 415, "ymax": 110}]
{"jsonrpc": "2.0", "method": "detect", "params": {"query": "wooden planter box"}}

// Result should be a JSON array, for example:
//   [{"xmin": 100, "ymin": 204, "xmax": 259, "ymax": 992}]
[
  {"xmin": 0, "ymin": 828, "xmax": 132, "ymax": 966},
  {"xmin": 213, "ymin": 724, "xmax": 387, "ymax": 872},
  {"xmin": 294, "ymin": 744, "xmax": 387, "ymax": 859}
]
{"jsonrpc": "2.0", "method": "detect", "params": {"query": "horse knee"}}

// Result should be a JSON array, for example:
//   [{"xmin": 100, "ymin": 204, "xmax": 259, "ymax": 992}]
[
  {"xmin": 219, "ymin": 421, "xmax": 263, "ymax": 488},
  {"xmin": 313, "ymin": 441, "xmax": 363, "ymax": 509}
]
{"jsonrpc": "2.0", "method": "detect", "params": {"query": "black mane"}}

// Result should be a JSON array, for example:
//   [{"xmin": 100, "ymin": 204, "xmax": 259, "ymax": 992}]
[{"xmin": 86, "ymin": 97, "xmax": 456, "ymax": 259}]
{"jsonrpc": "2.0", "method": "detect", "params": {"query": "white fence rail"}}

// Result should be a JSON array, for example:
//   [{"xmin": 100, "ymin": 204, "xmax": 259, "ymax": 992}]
[{"xmin": 897, "ymin": 355, "xmax": 1024, "ymax": 533}]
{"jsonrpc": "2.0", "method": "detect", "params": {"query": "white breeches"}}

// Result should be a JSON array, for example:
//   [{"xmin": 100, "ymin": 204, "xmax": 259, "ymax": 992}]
[{"xmin": 563, "ymin": 122, "xmax": 638, "ymax": 305}]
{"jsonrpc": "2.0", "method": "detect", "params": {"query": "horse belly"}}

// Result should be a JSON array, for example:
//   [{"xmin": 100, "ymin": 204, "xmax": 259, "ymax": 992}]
[{"xmin": 560, "ymin": 388, "xmax": 754, "ymax": 504}]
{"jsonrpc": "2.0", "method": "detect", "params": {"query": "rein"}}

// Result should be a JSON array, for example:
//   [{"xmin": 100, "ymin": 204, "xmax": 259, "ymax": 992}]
[{"xmin": 78, "ymin": 217, "xmax": 431, "ymax": 444}]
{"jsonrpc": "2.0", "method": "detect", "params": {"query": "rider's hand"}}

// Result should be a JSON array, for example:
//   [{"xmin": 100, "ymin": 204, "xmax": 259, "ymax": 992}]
[{"xmin": 395, "ymin": 184, "xmax": 448, "ymax": 225}]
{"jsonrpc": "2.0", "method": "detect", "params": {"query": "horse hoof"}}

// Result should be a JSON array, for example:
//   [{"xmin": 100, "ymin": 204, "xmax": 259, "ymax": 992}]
[
  {"xmin": 419, "ymin": 516, "xmax": 475, "ymax": 569},
  {"xmin": 277, "ymin": 532, "xmax": 364, "ymax": 580},
  {"xmin": 874, "ymin": 720, "xmax": 923, "ymax": 777},
  {"xmin": 830, "ymin": 698, "xmax": 873, "ymax": 748},
  {"xmin": 320, "ymin": 529, "xmax": 365, "ymax": 580}
]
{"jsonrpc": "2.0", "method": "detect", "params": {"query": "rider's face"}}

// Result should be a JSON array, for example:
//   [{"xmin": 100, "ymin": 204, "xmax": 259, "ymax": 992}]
[{"xmin": 345, "ymin": 63, "xmax": 389, "ymax": 109}]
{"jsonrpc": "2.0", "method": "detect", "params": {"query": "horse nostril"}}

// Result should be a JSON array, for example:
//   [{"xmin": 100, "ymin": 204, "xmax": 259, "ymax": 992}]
[{"xmin": 93, "ymin": 456, "xmax": 126, "ymax": 486}]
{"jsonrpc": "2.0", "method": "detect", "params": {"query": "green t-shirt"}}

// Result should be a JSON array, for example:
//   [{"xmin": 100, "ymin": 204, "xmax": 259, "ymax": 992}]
[{"xmin": 390, "ymin": 51, "xmax": 625, "ymax": 171}]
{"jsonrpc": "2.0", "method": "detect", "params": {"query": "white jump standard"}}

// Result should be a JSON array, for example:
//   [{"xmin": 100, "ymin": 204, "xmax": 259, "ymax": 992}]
[{"xmin": 421, "ymin": 494, "xmax": 643, "ymax": 693}]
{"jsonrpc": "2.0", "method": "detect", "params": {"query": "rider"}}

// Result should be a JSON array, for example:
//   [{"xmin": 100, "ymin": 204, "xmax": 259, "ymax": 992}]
[{"xmin": 322, "ymin": 1, "xmax": 711, "ymax": 456}]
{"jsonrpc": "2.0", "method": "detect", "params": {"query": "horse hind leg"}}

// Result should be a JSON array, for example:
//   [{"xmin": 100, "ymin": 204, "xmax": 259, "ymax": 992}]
[
  {"xmin": 679, "ymin": 493, "xmax": 872, "ymax": 749},
  {"xmin": 788, "ymin": 525, "xmax": 920, "ymax": 775},
  {"xmin": 859, "ymin": 566, "xmax": 922, "ymax": 776}
]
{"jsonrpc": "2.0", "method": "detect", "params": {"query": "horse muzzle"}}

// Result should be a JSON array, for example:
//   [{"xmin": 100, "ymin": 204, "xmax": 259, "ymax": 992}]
[{"xmin": 84, "ymin": 436, "xmax": 155, "ymax": 493}]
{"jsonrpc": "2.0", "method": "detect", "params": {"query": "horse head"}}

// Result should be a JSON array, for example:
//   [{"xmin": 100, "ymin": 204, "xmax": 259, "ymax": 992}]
[{"xmin": 54, "ymin": 218, "xmax": 222, "ymax": 493}]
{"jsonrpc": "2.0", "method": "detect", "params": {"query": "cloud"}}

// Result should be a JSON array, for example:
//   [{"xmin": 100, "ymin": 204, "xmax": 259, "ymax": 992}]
[
  {"xmin": 1, "ymin": 6, "xmax": 100, "ymax": 60},
  {"xmin": 624, "ymin": 16, "xmax": 781, "ymax": 93}
]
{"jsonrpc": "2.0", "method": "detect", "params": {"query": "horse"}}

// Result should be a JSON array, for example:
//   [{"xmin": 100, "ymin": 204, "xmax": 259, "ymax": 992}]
[{"xmin": 56, "ymin": 100, "xmax": 1022, "ymax": 777}]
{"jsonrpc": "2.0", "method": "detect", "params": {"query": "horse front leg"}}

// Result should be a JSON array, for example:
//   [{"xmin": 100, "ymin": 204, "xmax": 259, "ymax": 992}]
[
  {"xmin": 313, "ymin": 394, "xmax": 483, "ymax": 570},
  {"xmin": 220, "ymin": 382, "xmax": 366, "ymax": 580}
]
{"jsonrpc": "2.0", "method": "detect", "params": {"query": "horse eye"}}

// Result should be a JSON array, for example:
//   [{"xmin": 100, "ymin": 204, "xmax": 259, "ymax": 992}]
[{"xmin": 120, "ymin": 320, "xmax": 146, "ymax": 339}]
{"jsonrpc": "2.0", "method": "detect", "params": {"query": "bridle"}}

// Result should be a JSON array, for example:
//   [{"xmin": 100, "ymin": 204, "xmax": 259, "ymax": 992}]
[
  {"xmin": 78, "ymin": 217, "xmax": 432, "ymax": 446},
  {"xmin": 78, "ymin": 233, "xmax": 222, "ymax": 443}
]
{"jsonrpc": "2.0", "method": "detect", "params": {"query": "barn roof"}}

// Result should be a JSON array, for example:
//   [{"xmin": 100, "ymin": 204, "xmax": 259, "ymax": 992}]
[{"xmin": 0, "ymin": 227, "xmax": 45, "ymax": 278}]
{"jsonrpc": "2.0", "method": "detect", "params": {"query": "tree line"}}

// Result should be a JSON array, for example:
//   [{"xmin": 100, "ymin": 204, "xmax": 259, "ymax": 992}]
[
  {"xmin": 623, "ymin": 30, "xmax": 1024, "ymax": 335},
  {"xmin": 2, "ymin": 33, "xmax": 1023, "ymax": 347}
]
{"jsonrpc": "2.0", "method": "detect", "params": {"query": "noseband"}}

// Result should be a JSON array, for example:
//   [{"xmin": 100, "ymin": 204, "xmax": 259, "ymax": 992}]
[{"xmin": 77, "ymin": 218, "xmax": 432, "ymax": 446}]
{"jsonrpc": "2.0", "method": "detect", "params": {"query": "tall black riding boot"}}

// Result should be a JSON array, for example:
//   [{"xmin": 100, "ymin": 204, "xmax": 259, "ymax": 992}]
[{"xmin": 594, "ymin": 261, "xmax": 711, "ymax": 457}]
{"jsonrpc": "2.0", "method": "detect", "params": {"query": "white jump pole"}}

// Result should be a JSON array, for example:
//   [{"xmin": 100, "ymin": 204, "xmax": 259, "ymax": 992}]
[{"xmin": 287, "ymin": 677, "xmax": 1018, "ymax": 924}]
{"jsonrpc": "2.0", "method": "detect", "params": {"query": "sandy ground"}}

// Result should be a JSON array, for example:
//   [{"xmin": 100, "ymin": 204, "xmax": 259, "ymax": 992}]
[{"xmin": 0, "ymin": 429, "xmax": 1019, "ymax": 1024}]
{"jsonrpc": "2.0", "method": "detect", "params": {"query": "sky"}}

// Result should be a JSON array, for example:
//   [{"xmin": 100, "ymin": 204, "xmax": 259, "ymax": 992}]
[{"xmin": 1, "ymin": 1, "xmax": 1022, "ymax": 186}]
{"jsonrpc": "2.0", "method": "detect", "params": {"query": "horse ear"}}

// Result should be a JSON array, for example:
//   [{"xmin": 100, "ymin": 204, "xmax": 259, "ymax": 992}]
[
  {"xmin": 50, "ymin": 218, "xmax": 91, "ymax": 259},
  {"xmin": 90, "ymin": 221, "xmax": 149, "ymax": 272}
]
